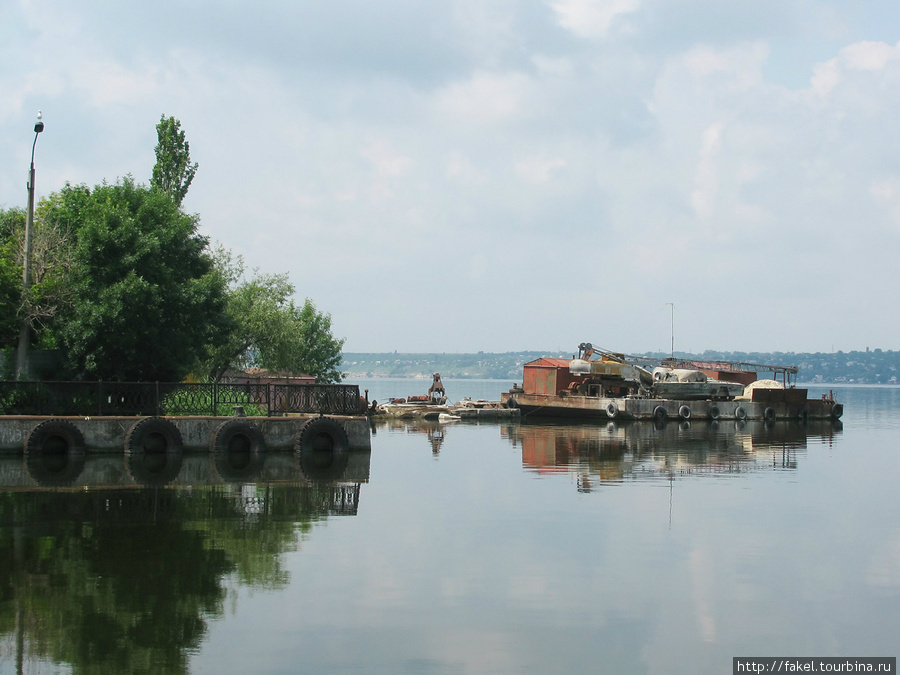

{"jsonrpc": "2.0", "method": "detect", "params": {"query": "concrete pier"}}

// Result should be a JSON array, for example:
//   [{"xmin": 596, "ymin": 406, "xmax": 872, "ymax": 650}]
[{"xmin": 0, "ymin": 414, "xmax": 371, "ymax": 455}]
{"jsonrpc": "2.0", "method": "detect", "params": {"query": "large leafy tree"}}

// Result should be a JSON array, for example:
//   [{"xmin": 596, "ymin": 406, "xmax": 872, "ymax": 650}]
[
  {"xmin": 0, "ymin": 208, "xmax": 24, "ymax": 347},
  {"xmin": 151, "ymin": 114, "xmax": 198, "ymax": 206},
  {"xmin": 0, "ymin": 205, "xmax": 74, "ymax": 352},
  {"xmin": 202, "ymin": 252, "xmax": 344, "ymax": 383},
  {"xmin": 52, "ymin": 177, "xmax": 230, "ymax": 381}
]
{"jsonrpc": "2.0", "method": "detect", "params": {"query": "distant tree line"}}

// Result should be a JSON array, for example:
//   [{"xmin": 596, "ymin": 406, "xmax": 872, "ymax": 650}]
[
  {"xmin": 0, "ymin": 115, "xmax": 343, "ymax": 383},
  {"xmin": 342, "ymin": 348, "xmax": 900, "ymax": 384}
]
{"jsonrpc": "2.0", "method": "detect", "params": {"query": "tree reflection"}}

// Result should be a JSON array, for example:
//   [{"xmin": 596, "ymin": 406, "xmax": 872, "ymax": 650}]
[{"xmin": 0, "ymin": 480, "xmax": 361, "ymax": 673}]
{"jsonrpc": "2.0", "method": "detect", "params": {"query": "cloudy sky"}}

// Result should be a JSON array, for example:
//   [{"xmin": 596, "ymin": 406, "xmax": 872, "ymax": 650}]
[{"xmin": 2, "ymin": 1, "xmax": 899, "ymax": 355}]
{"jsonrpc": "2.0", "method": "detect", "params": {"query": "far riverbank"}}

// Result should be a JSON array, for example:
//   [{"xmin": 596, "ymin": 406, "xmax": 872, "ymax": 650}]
[{"xmin": 342, "ymin": 349, "xmax": 900, "ymax": 385}]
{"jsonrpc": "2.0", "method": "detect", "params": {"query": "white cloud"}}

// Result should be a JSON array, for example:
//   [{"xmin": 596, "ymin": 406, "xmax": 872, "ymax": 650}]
[
  {"xmin": 811, "ymin": 40, "xmax": 900, "ymax": 95},
  {"xmin": 4, "ymin": 2, "xmax": 900, "ymax": 351},
  {"xmin": 446, "ymin": 151, "xmax": 489, "ymax": 185},
  {"xmin": 690, "ymin": 123, "xmax": 722, "ymax": 219},
  {"xmin": 514, "ymin": 156, "xmax": 567, "ymax": 184},
  {"xmin": 842, "ymin": 40, "xmax": 900, "ymax": 71},
  {"xmin": 433, "ymin": 70, "xmax": 532, "ymax": 124},
  {"xmin": 549, "ymin": 0, "xmax": 641, "ymax": 39}
]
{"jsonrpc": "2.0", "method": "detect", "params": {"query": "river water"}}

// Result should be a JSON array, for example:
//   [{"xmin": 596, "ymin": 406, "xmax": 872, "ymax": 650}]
[{"xmin": 0, "ymin": 382, "xmax": 897, "ymax": 674}]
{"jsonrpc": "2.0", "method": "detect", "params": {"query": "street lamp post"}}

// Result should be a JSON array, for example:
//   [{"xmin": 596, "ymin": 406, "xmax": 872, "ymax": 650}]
[
  {"xmin": 665, "ymin": 302, "xmax": 674, "ymax": 359},
  {"xmin": 16, "ymin": 111, "xmax": 44, "ymax": 381}
]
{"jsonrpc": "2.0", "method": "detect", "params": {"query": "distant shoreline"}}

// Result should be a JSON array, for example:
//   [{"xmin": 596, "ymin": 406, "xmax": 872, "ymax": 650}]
[{"xmin": 342, "ymin": 349, "xmax": 900, "ymax": 385}]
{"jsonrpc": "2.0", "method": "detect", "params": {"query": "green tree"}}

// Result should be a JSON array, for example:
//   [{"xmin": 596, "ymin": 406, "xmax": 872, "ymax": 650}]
[
  {"xmin": 151, "ymin": 114, "xmax": 198, "ymax": 206},
  {"xmin": 52, "ymin": 177, "xmax": 230, "ymax": 381},
  {"xmin": 0, "ymin": 208, "xmax": 24, "ymax": 347},
  {"xmin": 0, "ymin": 205, "xmax": 74, "ymax": 352},
  {"xmin": 202, "ymin": 253, "xmax": 344, "ymax": 383},
  {"xmin": 292, "ymin": 297, "xmax": 344, "ymax": 382}
]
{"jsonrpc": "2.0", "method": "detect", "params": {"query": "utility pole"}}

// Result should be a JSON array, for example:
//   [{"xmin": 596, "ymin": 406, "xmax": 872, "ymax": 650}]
[
  {"xmin": 16, "ymin": 111, "xmax": 44, "ymax": 380},
  {"xmin": 665, "ymin": 302, "xmax": 674, "ymax": 359}
]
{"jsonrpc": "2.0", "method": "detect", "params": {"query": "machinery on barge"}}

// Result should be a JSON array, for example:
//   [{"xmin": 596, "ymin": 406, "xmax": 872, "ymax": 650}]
[{"xmin": 500, "ymin": 343, "xmax": 843, "ymax": 422}]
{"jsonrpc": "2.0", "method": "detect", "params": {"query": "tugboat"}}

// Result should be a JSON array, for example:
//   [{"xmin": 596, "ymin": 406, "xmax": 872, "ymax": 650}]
[{"xmin": 501, "ymin": 343, "xmax": 843, "ymax": 422}]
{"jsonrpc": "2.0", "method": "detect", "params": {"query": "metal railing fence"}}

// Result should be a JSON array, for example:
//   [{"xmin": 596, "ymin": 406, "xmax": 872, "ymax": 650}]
[{"xmin": 0, "ymin": 381, "xmax": 362, "ymax": 417}]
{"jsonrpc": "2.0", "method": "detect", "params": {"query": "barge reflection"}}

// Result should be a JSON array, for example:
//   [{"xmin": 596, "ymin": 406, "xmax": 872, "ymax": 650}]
[{"xmin": 504, "ymin": 419, "xmax": 842, "ymax": 488}]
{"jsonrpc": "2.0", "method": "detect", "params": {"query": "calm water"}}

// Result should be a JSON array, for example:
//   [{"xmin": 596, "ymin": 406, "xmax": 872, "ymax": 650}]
[{"xmin": 0, "ymin": 383, "xmax": 898, "ymax": 674}]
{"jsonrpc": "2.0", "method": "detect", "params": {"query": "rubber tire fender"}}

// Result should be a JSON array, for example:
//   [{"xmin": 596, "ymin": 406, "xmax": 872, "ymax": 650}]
[
  {"xmin": 831, "ymin": 403, "xmax": 843, "ymax": 419},
  {"xmin": 210, "ymin": 419, "xmax": 265, "ymax": 454},
  {"xmin": 125, "ymin": 416, "xmax": 183, "ymax": 455},
  {"xmin": 734, "ymin": 406, "xmax": 747, "ymax": 421},
  {"xmin": 210, "ymin": 419, "xmax": 266, "ymax": 482},
  {"xmin": 707, "ymin": 405, "xmax": 720, "ymax": 421},
  {"xmin": 763, "ymin": 407, "xmax": 777, "ymax": 423},
  {"xmin": 24, "ymin": 419, "xmax": 86, "ymax": 486},
  {"xmin": 653, "ymin": 406, "xmax": 668, "ymax": 423},
  {"xmin": 606, "ymin": 402, "xmax": 619, "ymax": 419},
  {"xmin": 25, "ymin": 418, "xmax": 86, "ymax": 455},
  {"xmin": 294, "ymin": 417, "xmax": 350, "ymax": 481},
  {"xmin": 678, "ymin": 405, "xmax": 691, "ymax": 420}
]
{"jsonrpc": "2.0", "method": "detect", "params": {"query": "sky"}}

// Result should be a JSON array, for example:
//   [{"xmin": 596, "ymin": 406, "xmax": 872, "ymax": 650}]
[{"xmin": 2, "ymin": 0, "xmax": 900, "ymax": 355}]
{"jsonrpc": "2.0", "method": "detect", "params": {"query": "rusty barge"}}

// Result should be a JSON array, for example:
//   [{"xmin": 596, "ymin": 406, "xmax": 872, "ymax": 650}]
[{"xmin": 500, "ymin": 343, "xmax": 843, "ymax": 423}]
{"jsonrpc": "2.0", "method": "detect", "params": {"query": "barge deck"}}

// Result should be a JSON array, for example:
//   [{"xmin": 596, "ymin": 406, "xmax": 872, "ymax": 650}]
[{"xmin": 501, "ymin": 344, "xmax": 843, "ymax": 422}]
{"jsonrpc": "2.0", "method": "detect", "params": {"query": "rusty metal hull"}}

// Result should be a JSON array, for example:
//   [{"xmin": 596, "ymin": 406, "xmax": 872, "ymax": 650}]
[{"xmin": 501, "ymin": 391, "xmax": 842, "ymax": 422}]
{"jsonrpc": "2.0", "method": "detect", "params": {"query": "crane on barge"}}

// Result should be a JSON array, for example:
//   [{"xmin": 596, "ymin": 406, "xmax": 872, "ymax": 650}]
[{"xmin": 577, "ymin": 342, "xmax": 799, "ymax": 388}]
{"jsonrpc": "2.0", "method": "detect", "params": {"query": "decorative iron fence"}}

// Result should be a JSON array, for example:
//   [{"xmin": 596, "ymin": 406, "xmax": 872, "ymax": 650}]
[{"xmin": 0, "ymin": 381, "xmax": 362, "ymax": 417}]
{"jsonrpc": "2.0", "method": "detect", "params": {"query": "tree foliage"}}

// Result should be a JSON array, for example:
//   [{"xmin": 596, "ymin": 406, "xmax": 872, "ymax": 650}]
[
  {"xmin": 3, "ymin": 115, "xmax": 345, "ymax": 385},
  {"xmin": 0, "ymin": 208, "xmax": 24, "ymax": 346},
  {"xmin": 151, "ymin": 114, "xmax": 198, "ymax": 206},
  {"xmin": 0, "ymin": 205, "xmax": 75, "ymax": 350},
  {"xmin": 202, "ymin": 252, "xmax": 344, "ymax": 383},
  {"xmin": 51, "ymin": 177, "xmax": 230, "ymax": 381}
]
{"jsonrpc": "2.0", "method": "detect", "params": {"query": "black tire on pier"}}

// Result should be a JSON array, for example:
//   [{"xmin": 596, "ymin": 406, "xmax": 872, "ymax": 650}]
[
  {"xmin": 210, "ymin": 419, "xmax": 267, "ymax": 482},
  {"xmin": 831, "ymin": 403, "xmax": 844, "ymax": 419},
  {"xmin": 124, "ymin": 417, "xmax": 183, "ymax": 455},
  {"xmin": 764, "ymin": 407, "xmax": 777, "ymax": 423},
  {"xmin": 653, "ymin": 406, "xmax": 668, "ymax": 423},
  {"xmin": 210, "ymin": 419, "xmax": 265, "ymax": 454},
  {"xmin": 606, "ymin": 402, "xmax": 619, "ymax": 419},
  {"xmin": 24, "ymin": 419, "xmax": 86, "ymax": 486},
  {"xmin": 294, "ymin": 417, "xmax": 350, "ymax": 482},
  {"xmin": 25, "ymin": 418, "xmax": 86, "ymax": 455},
  {"xmin": 734, "ymin": 406, "xmax": 747, "ymax": 421},
  {"xmin": 678, "ymin": 405, "xmax": 691, "ymax": 420},
  {"xmin": 708, "ymin": 405, "xmax": 720, "ymax": 421}
]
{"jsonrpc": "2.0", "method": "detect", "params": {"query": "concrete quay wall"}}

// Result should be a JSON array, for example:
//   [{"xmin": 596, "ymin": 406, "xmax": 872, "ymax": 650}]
[{"xmin": 0, "ymin": 414, "xmax": 371, "ymax": 455}]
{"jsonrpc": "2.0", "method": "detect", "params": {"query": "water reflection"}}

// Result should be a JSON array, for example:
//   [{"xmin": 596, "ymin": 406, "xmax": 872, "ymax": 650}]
[
  {"xmin": 371, "ymin": 417, "xmax": 449, "ymax": 455},
  {"xmin": 0, "ymin": 449, "xmax": 370, "ymax": 673},
  {"xmin": 2, "ymin": 446, "xmax": 371, "ymax": 489},
  {"xmin": 505, "ymin": 419, "xmax": 842, "ymax": 488}
]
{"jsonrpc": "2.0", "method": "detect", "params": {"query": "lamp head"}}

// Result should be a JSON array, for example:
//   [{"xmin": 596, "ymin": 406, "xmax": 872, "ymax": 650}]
[{"xmin": 34, "ymin": 111, "xmax": 44, "ymax": 134}]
